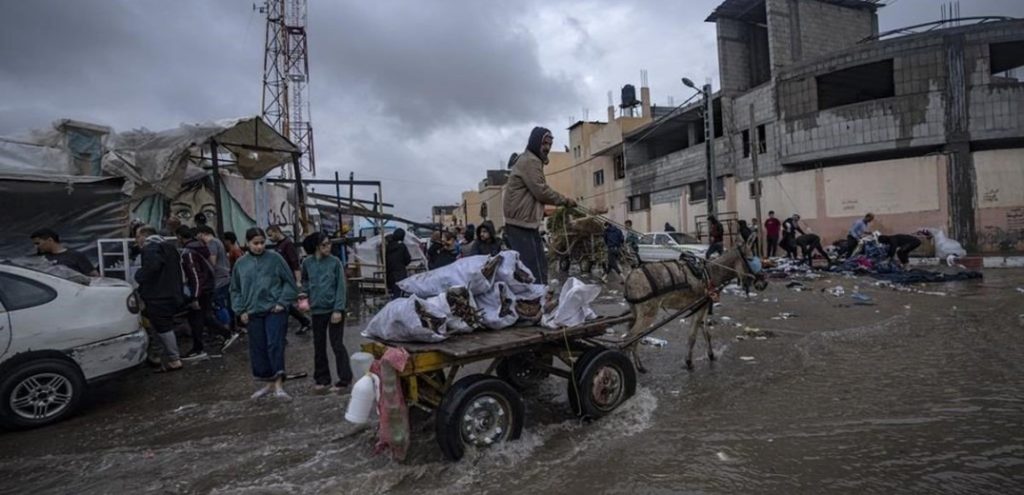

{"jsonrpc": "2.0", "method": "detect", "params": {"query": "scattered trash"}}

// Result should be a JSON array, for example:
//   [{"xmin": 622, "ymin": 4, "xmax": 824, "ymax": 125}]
[
  {"xmin": 851, "ymin": 293, "xmax": 874, "ymax": 305},
  {"xmin": 641, "ymin": 336, "xmax": 668, "ymax": 347},
  {"xmin": 786, "ymin": 281, "xmax": 808, "ymax": 291},
  {"xmin": 721, "ymin": 316, "xmax": 732, "ymax": 322},
  {"xmin": 778, "ymin": 312, "xmax": 797, "ymax": 319},
  {"xmin": 717, "ymin": 452, "xmax": 732, "ymax": 461},
  {"xmin": 1016, "ymin": 287, "xmax": 1024, "ymax": 294},
  {"xmin": 739, "ymin": 356, "xmax": 756, "ymax": 361},
  {"xmin": 743, "ymin": 327, "xmax": 775, "ymax": 339},
  {"xmin": 904, "ymin": 305, "xmax": 911, "ymax": 310},
  {"xmin": 824, "ymin": 286, "xmax": 846, "ymax": 297},
  {"xmin": 173, "ymin": 404, "xmax": 199, "ymax": 414}
]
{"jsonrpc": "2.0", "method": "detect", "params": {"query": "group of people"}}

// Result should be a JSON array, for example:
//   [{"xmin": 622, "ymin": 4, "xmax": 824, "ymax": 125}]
[
  {"xmin": 29, "ymin": 221, "xmax": 355, "ymax": 400},
  {"xmin": 757, "ymin": 211, "xmax": 924, "ymax": 267}
]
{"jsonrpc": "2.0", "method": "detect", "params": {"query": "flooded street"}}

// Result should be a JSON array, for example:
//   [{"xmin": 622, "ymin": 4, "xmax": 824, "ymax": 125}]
[{"xmin": 2, "ymin": 269, "xmax": 1023, "ymax": 494}]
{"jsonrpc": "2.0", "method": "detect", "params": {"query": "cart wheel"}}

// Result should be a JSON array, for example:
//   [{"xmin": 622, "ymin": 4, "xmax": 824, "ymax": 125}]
[
  {"xmin": 496, "ymin": 352, "xmax": 552, "ymax": 390},
  {"xmin": 580, "ymin": 258, "xmax": 593, "ymax": 274},
  {"xmin": 558, "ymin": 257, "xmax": 571, "ymax": 273},
  {"xmin": 567, "ymin": 349, "xmax": 636, "ymax": 419},
  {"xmin": 435, "ymin": 374, "xmax": 525, "ymax": 461}
]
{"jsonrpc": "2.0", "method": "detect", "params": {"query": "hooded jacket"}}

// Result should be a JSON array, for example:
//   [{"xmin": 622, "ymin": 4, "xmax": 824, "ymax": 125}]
[
  {"xmin": 134, "ymin": 236, "xmax": 184, "ymax": 313},
  {"xmin": 385, "ymin": 228, "xmax": 412, "ymax": 284},
  {"xmin": 466, "ymin": 221, "xmax": 502, "ymax": 257},
  {"xmin": 181, "ymin": 238, "xmax": 214, "ymax": 299},
  {"xmin": 603, "ymin": 224, "xmax": 624, "ymax": 251},
  {"xmin": 503, "ymin": 127, "xmax": 570, "ymax": 230}
]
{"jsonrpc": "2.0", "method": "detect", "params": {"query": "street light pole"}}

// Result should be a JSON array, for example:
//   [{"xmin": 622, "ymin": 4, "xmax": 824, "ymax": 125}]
[
  {"xmin": 703, "ymin": 83, "xmax": 717, "ymax": 217},
  {"xmin": 683, "ymin": 77, "xmax": 717, "ymax": 219}
]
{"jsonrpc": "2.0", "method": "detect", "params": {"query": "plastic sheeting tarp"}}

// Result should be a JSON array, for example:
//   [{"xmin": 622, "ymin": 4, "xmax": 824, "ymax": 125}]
[
  {"xmin": 103, "ymin": 117, "xmax": 297, "ymax": 198},
  {"xmin": 0, "ymin": 176, "xmax": 128, "ymax": 263}
]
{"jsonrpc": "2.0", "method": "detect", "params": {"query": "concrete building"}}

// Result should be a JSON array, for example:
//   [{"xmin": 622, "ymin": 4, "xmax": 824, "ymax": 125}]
[
  {"xmin": 550, "ymin": 84, "xmax": 669, "ymax": 226},
  {"xmin": 459, "ymin": 168, "xmax": 512, "ymax": 229},
  {"xmin": 431, "ymin": 204, "xmax": 459, "ymax": 227},
  {"xmin": 620, "ymin": 0, "xmax": 1024, "ymax": 252}
]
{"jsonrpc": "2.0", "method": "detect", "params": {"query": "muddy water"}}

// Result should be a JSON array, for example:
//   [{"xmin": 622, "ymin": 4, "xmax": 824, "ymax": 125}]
[{"xmin": 1, "ymin": 270, "xmax": 1023, "ymax": 494}]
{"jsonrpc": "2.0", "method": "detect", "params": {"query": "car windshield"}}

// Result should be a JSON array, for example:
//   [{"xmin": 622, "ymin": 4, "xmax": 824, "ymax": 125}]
[
  {"xmin": 669, "ymin": 232, "xmax": 701, "ymax": 244},
  {"xmin": 5, "ymin": 257, "xmax": 92, "ymax": 286}
]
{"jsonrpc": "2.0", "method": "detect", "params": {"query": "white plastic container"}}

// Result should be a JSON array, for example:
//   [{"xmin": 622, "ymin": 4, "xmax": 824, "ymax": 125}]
[
  {"xmin": 345, "ymin": 373, "xmax": 379, "ymax": 424},
  {"xmin": 350, "ymin": 352, "xmax": 374, "ymax": 380}
]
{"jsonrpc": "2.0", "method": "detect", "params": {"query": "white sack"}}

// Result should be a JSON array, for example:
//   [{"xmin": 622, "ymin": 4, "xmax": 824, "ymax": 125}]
[
  {"xmin": 475, "ymin": 282, "xmax": 520, "ymax": 329},
  {"xmin": 424, "ymin": 287, "xmax": 480, "ymax": 334},
  {"xmin": 361, "ymin": 296, "xmax": 448, "ymax": 343},
  {"xmin": 542, "ymin": 277, "xmax": 601, "ymax": 329},
  {"xmin": 398, "ymin": 255, "xmax": 494, "ymax": 296}
]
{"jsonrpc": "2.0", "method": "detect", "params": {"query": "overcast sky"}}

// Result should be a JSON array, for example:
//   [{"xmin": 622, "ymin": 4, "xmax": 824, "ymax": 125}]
[{"xmin": 2, "ymin": 0, "xmax": 1022, "ymax": 221}]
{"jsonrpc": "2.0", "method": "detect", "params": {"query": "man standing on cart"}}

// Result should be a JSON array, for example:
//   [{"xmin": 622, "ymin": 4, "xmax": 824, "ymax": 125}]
[{"xmin": 502, "ymin": 126, "xmax": 576, "ymax": 284}]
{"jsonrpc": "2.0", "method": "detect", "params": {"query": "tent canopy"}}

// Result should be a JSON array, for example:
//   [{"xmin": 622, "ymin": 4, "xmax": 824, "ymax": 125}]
[{"xmin": 103, "ymin": 116, "xmax": 298, "ymax": 198}]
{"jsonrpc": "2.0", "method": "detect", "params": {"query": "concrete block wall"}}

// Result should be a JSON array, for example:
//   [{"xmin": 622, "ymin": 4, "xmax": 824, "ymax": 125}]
[
  {"xmin": 717, "ymin": 17, "xmax": 753, "ymax": 93},
  {"xmin": 628, "ymin": 138, "xmax": 731, "ymax": 197},
  {"xmin": 730, "ymin": 83, "xmax": 780, "ymax": 180},
  {"xmin": 765, "ymin": 0, "xmax": 876, "ymax": 72}
]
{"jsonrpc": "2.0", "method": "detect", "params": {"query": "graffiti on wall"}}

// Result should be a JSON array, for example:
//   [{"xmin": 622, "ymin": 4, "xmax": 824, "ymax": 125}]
[{"xmin": 978, "ymin": 207, "xmax": 1024, "ymax": 252}]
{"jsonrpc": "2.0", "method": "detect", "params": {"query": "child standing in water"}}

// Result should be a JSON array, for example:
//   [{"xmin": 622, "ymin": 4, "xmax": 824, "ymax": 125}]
[
  {"xmin": 231, "ymin": 227, "xmax": 298, "ymax": 400},
  {"xmin": 301, "ymin": 232, "xmax": 352, "ymax": 393}
]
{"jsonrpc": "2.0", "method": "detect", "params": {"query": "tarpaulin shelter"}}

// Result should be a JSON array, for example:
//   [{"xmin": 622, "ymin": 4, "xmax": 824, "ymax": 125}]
[{"xmin": 0, "ymin": 116, "xmax": 303, "ymax": 261}]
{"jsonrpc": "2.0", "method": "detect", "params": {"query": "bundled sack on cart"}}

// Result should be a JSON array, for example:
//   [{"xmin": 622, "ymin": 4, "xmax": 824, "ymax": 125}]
[
  {"xmin": 362, "ymin": 295, "xmax": 450, "ymax": 343},
  {"xmin": 398, "ymin": 254, "xmax": 501, "ymax": 296},
  {"xmin": 423, "ymin": 286, "xmax": 484, "ymax": 334},
  {"xmin": 542, "ymin": 277, "xmax": 601, "ymax": 329}
]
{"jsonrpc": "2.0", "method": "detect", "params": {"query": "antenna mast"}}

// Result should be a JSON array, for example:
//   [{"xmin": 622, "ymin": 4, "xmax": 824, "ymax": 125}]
[{"xmin": 260, "ymin": 0, "xmax": 315, "ymax": 177}]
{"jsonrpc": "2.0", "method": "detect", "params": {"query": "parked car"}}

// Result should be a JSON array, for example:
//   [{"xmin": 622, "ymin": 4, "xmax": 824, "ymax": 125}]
[
  {"xmin": 636, "ymin": 232, "xmax": 709, "ymax": 262},
  {"xmin": 0, "ymin": 259, "xmax": 148, "ymax": 429}
]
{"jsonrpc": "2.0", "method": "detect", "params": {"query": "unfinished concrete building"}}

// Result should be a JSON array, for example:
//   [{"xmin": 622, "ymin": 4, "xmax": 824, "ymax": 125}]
[{"xmin": 622, "ymin": 0, "xmax": 1024, "ymax": 252}]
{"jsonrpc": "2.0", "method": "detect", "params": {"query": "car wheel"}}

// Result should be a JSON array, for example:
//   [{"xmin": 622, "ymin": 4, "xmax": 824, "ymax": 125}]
[{"xmin": 0, "ymin": 358, "xmax": 86, "ymax": 429}]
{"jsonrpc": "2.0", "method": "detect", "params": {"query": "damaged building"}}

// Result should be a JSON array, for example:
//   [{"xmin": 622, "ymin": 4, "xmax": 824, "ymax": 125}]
[{"xmin": 570, "ymin": 0, "xmax": 1024, "ymax": 252}]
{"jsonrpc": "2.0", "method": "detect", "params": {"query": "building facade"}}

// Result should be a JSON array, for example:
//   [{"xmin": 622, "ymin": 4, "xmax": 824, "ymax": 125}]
[{"xmin": 618, "ymin": 0, "xmax": 1024, "ymax": 252}]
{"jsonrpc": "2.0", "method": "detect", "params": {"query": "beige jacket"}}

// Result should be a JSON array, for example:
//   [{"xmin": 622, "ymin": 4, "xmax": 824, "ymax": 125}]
[{"xmin": 502, "ymin": 150, "xmax": 569, "ymax": 230}]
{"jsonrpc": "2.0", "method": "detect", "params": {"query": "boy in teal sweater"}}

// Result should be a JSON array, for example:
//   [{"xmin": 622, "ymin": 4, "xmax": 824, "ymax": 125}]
[{"xmin": 301, "ymin": 232, "xmax": 351, "ymax": 393}]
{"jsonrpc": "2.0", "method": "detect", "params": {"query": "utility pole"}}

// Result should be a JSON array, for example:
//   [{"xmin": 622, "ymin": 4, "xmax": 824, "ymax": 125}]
[
  {"xmin": 703, "ymin": 83, "xmax": 717, "ymax": 217},
  {"xmin": 749, "ymin": 103, "xmax": 763, "ymax": 256}
]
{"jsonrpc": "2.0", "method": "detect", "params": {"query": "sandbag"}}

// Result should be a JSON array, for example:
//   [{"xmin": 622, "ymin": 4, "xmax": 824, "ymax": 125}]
[
  {"xmin": 362, "ymin": 296, "xmax": 448, "ymax": 343},
  {"xmin": 542, "ymin": 277, "xmax": 601, "ymax": 329}
]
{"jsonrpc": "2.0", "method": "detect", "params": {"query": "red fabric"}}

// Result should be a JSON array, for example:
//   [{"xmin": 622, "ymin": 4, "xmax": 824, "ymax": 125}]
[
  {"xmin": 764, "ymin": 217, "xmax": 781, "ymax": 237},
  {"xmin": 371, "ymin": 347, "xmax": 411, "ymax": 461}
]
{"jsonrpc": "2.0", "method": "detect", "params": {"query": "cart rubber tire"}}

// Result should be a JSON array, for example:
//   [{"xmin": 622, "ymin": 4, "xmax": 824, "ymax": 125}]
[
  {"xmin": 567, "ymin": 349, "xmax": 636, "ymax": 419},
  {"xmin": 580, "ymin": 258, "xmax": 593, "ymax": 274},
  {"xmin": 0, "ymin": 358, "xmax": 86, "ymax": 429},
  {"xmin": 558, "ymin": 257, "xmax": 571, "ymax": 273},
  {"xmin": 435, "ymin": 374, "xmax": 525, "ymax": 461},
  {"xmin": 496, "ymin": 352, "xmax": 552, "ymax": 391}
]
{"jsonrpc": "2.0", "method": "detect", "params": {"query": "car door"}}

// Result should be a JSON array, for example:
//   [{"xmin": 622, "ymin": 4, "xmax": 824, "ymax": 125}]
[
  {"xmin": 654, "ymin": 234, "xmax": 675, "ymax": 260},
  {"xmin": 0, "ymin": 299, "xmax": 10, "ymax": 359},
  {"xmin": 637, "ymin": 234, "xmax": 656, "ymax": 262},
  {"xmin": 0, "ymin": 271, "xmax": 59, "ymax": 354}
]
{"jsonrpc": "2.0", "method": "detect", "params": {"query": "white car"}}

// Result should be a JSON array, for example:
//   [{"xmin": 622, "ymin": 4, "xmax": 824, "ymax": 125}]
[
  {"xmin": 636, "ymin": 232, "xmax": 710, "ymax": 262},
  {"xmin": 0, "ymin": 259, "xmax": 148, "ymax": 429}
]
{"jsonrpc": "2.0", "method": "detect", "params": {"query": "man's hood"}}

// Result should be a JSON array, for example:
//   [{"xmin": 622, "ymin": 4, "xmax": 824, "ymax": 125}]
[
  {"xmin": 392, "ymin": 228, "xmax": 406, "ymax": 242},
  {"xmin": 526, "ymin": 126, "xmax": 552, "ymax": 165}
]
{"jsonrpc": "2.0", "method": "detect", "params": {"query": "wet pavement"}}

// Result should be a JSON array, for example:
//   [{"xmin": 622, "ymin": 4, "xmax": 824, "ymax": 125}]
[{"xmin": 2, "ymin": 268, "xmax": 1023, "ymax": 494}]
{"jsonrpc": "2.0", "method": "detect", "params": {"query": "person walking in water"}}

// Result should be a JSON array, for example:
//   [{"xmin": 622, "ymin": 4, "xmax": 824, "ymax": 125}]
[
  {"xmin": 231, "ymin": 227, "xmax": 299, "ymax": 400},
  {"xmin": 301, "ymin": 232, "xmax": 352, "ymax": 394}
]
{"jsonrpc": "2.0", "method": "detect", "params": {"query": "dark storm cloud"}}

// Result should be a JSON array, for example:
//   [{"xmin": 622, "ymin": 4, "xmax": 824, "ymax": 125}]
[
  {"xmin": 309, "ymin": 0, "xmax": 582, "ymax": 137},
  {"xmin": 1, "ymin": 0, "xmax": 1021, "ymax": 220}
]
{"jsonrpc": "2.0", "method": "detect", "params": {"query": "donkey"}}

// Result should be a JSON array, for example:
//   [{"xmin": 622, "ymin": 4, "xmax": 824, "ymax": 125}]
[{"xmin": 623, "ymin": 238, "xmax": 767, "ymax": 371}]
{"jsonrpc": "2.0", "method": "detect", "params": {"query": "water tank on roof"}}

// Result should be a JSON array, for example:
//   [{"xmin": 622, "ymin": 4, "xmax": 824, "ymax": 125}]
[{"xmin": 620, "ymin": 84, "xmax": 639, "ymax": 108}]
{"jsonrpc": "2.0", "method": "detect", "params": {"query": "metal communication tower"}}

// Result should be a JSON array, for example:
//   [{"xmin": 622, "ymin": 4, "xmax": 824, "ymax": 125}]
[{"xmin": 260, "ymin": 0, "xmax": 315, "ymax": 176}]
